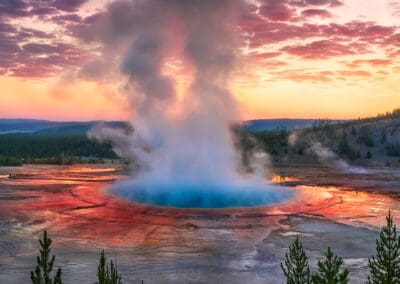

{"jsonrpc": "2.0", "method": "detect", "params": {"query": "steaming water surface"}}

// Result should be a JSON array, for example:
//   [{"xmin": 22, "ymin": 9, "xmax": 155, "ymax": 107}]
[{"xmin": 112, "ymin": 179, "xmax": 294, "ymax": 208}]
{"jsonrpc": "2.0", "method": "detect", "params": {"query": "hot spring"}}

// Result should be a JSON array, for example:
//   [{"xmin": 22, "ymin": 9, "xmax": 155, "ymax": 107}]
[{"xmin": 111, "ymin": 178, "xmax": 294, "ymax": 209}]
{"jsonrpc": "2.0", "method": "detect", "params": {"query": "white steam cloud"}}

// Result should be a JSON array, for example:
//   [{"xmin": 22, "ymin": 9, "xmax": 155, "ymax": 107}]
[
  {"xmin": 87, "ymin": 0, "xmax": 292, "ymax": 208},
  {"xmin": 309, "ymin": 143, "xmax": 369, "ymax": 174}
]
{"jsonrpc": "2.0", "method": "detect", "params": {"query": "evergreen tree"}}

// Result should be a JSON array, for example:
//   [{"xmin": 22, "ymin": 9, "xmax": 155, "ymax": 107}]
[
  {"xmin": 97, "ymin": 250, "xmax": 122, "ymax": 284},
  {"xmin": 97, "ymin": 250, "xmax": 107, "ymax": 284},
  {"xmin": 368, "ymin": 211, "xmax": 400, "ymax": 284},
  {"xmin": 312, "ymin": 247, "xmax": 349, "ymax": 284},
  {"xmin": 381, "ymin": 129, "xmax": 387, "ymax": 144},
  {"xmin": 351, "ymin": 126, "xmax": 357, "ymax": 136},
  {"xmin": 108, "ymin": 259, "xmax": 122, "ymax": 284},
  {"xmin": 281, "ymin": 236, "xmax": 311, "ymax": 284},
  {"xmin": 31, "ymin": 230, "xmax": 63, "ymax": 284}
]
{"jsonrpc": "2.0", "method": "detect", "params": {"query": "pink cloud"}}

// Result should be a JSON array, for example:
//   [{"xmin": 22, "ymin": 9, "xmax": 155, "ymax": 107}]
[
  {"xmin": 290, "ymin": 0, "xmax": 343, "ymax": 7},
  {"xmin": 281, "ymin": 40, "xmax": 367, "ymax": 59},
  {"xmin": 270, "ymin": 69, "xmax": 334, "ymax": 82},
  {"xmin": 337, "ymin": 70, "xmax": 372, "ymax": 77},
  {"xmin": 259, "ymin": 0, "xmax": 296, "ymax": 22},
  {"xmin": 249, "ymin": 52, "xmax": 281, "ymax": 60},
  {"xmin": 301, "ymin": 8, "xmax": 332, "ymax": 18},
  {"xmin": 350, "ymin": 59, "xmax": 393, "ymax": 67},
  {"xmin": 389, "ymin": 1, "xmax": 400, "ymax": 17}
]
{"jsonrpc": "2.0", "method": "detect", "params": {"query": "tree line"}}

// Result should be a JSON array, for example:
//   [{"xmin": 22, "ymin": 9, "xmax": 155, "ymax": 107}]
[{"xmin": 0, "ymin": 134, "xmax": 118, "ymax": 166}]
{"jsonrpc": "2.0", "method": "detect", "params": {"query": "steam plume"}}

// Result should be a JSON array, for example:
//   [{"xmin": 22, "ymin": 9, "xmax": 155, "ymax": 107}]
[
  {"xmin": 89, "ymin": 0, "xmax": 292, "ymax": 208},
  {"xmin": 308, "ymin": 143, "xmax": 369, "ymax": 174}
]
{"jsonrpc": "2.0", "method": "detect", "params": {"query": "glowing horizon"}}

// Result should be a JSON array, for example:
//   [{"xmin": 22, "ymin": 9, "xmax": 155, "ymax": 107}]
[{"xmin": 0, "ymin": 0, "xmax": 399, "ymax": 121}]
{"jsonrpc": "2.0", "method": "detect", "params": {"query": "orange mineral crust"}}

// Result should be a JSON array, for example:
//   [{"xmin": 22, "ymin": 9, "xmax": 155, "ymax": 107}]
[{"xmin": 1, "ymin": 165, "xmax": 398, "ymax": 247}]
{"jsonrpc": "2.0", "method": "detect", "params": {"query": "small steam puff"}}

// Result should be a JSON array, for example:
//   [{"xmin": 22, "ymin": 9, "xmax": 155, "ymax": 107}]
[
  {"xmin": 88, "ymin": 0, "xmax": 293, "ymax": 208},
  {"xmin": 288, "ymin": 131, "xmax": 300, "ymax": 147},
  {"xmin": 309, "ymin": 142, "xmax": 369, "ymax": 174}
]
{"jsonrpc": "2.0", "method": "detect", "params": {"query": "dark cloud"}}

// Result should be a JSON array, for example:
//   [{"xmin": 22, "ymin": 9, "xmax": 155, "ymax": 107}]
[
  {"xmin": 29, "ymin": 6, "xmax": 58, "ymax": 16},
  {"xmin": 82, "ymin": 12, "xmax": 104, "ymax": 24},
  {"xmin": 259, "ymin": 0, "xmax": 296, "ymax": 21},
  {"xmin": 0, "ymin": 0, "xmax": 29, "ymax": 17},
  {"xmin": 0, "ymin": 0, "xmax": 397, "ymax": 80},
  {"xmin": 8, "ymin": 47, "xmax": 84, "ymax": 78},
  {"xmin": 52, "ymin": 0, "xmax": 88, "ymax": 12},
  {"xmin": 241, "ymin": 14, "xmax": 397, "ymax": 52},
  {"xmin": 19, "ymin": 27, "xmax": 54, "ymax": 39},
  {"xmin": 22, "ymin": 42, "xmax": 72, "ymax": 54},
  {"xmin": 324, "ymin": 22, "xmax": 396, "ymax": 39},
  {"xmin": 9, "ymin": 64, "xmax": 56, "ymax": 78},
  {"xmin": 0, "ymin": 0, "xmax": 87, "ymax": 18},
  {"xmin": 52, "ymin": 13, "xmax": 82, "ymax": 23},
  {"xmin": 301, "ymin": 8, "xmax": 332, "ymax": 18},
  {"xmin": 0, "ymin": 36, "xmax": 21, "ymax": 54},
  {"xmin": 0, "ymin": 35, "xmax": 21, "ymax": 73},
  {"xmin": 246, "ymin": 21, "xmax": 321, "ymax": 47},
  {"xmin": 290, "ymin": 0, "xmax": 343, "ymax": 7},
  {"xmin": 0, "ymin": 25, "xmax": 85, "ymax": 77},
  {"xmin": 0, "ymin": 22, "xmax": 18, "ymax": 34},
  {"xmin": 0, "ymin": 0, "xmax": 90, "ymax": 78}
]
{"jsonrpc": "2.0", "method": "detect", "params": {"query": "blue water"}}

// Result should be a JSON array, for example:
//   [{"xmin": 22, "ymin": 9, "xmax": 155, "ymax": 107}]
[{"xmin": 112, "ymin": 180, "xmax": 294, "ymax": 209}]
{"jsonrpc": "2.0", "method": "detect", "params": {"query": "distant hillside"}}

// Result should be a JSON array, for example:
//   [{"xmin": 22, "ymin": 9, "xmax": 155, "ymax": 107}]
[
  {"xmin": 243, "ymin": 119, "xmax": 346, "ymax": 132},
  {"xmin": 240, "ymin": 108, "xmax": 400, "ymax": 168},
  {"xmin": 0, "ymin": 119, "xmax": 56, "ymax": 134},
  {"xmin": 0, "ymin": 119, "xmax": 126, "ymax": 136},
  {"xmin": 296, "ymin": 109, "xmax": 400, "ymax": 167},
  {"xmin": 0, "ymin": 119, "xmax": 127, "ymax": 166},
  {"xmin": 1, "ymin": 118, "xmax": 345, "ymax": 135},
  {"xmin": 2, "ymin": 112, "xmax": 399, "ymax": 167}
]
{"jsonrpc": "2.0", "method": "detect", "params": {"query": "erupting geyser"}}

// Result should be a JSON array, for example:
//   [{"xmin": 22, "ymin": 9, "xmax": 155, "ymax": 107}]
[{"xmin": 89, "ymin": 0, "xmax": 293, "ymax": 208}]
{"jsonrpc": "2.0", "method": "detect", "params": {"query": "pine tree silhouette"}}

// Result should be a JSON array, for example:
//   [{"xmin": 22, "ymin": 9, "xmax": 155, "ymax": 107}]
[
  {"xmin": 97, "ymin": 250, "xmax": 122, "ymax": 284},
  {"xmin": 281, "ymin": 236, "xmax": 311, "ymax": 284},
  {"xmin": 30, "ymin": 230, "xmax": 63, "ymax": 284},
  {"xmin": 368, "ymin": 211, "xmax": 400, "ymax": 284},
  {"xmin": 312, "ymin": 247, "xmax": 349, "ymax": 284},
  {"xmin": 97, "ymin": 250, "xmax": 107, "ymax": 284}
]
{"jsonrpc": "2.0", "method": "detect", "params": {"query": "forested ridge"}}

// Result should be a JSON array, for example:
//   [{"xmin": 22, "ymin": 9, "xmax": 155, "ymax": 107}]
[
  {"xmin": 1, "ymin": 108, "xmax": 399, "ymax": 166},
  {"xmin": 0, "ymin": 134, "xmax": 117, "ymax": 166}
]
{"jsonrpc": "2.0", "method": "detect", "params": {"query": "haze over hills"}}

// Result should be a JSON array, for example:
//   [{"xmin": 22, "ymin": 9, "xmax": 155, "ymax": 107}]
[
  {"xmin": 1, "ymin": 110, "xmax": 399, "ymax": 167},
  {"xmin": 0, "ymin": 118, "xmax": 346, "ymax": 136},
  {"xmin": 240, "ymin": 108, "xmax": 400, "ymax": 168},
  {"xmin": 0, "ymin": 119, "xmax": 126, "ymax": 135},
  {"xmin": 243, "ymin": 119, "xmax": 347, "ymax": 132}
]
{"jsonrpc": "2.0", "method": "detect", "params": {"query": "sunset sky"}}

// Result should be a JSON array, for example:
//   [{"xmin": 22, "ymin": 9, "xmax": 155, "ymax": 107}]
[{"xmin": 0, "ymin": 0, "xmax": 399, "ymax": 121}]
